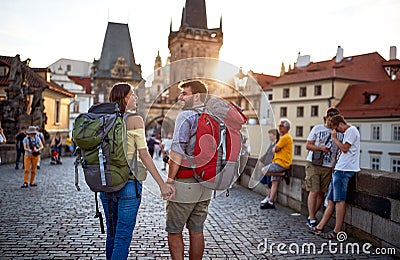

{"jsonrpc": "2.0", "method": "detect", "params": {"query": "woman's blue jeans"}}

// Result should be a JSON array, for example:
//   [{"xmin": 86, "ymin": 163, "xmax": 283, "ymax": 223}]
[{"xmin": 100, "ymin": 180, "xmax": 142, "ymax": 260}]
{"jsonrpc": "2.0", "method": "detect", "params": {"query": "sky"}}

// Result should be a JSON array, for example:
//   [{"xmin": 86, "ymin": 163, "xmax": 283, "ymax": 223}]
[{"xmin": 1, "ymin": 0, "xmax": 400, "ymax": 78}]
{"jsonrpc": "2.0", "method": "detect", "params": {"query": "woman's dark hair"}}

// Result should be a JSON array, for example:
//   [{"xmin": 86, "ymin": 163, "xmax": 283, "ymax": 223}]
[
  {"xmin": 109, "ymin": 83, "xmax": 132, "ymax": 113},
  {"xmin": 268, "ymin": 128, "xmax": 280, "ymax": 142}
]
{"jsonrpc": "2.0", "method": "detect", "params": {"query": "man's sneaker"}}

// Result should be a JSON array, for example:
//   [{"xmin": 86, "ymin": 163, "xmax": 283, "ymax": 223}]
[
  {"xmin": 260, "ymin": 201, "xmax": 275, "ymax": 209},
  {"xmin": 260, "ymin": 196, "xmax": 269, "ymax": 204},
  {"xmin": 283, "ymin": 170, "xmax": 290, "ymax": 185},
  {"xmin": 307, "ymin": 216, "xmax": 318, "ymax": 228},
  {"xmin": 37, "ymin": 165, "xmax": 40, "ymax": 170}
]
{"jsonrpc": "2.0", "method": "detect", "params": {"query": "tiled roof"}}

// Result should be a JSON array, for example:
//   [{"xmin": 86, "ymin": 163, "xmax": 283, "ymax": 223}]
[
  {"xmin": 68, "ymin": 76, "xmax": 92, "ymax": 94},
  {"xmin": 251, "ymin": 72, "xmax": 278, "ymax": 91},
  {"xmin": 273, "ymin": 52, "xmax": 390, "ymax": 85},
  {"xmin": 0, "ymin": 55, "xmax": 74, "ymax": 97},
  {"xmin": 337, "ymin": 80, "xmax": 400, "ymax": 118}
]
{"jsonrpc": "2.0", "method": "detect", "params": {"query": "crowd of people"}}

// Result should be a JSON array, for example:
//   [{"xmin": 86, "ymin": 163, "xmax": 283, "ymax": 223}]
[
  {"xmin": 257, "ymin": 107, "xmax": 360, "ymax": 240},
  {"xmin": 3, "ymin": 79, "xmax": 360, "ymax": 259}
]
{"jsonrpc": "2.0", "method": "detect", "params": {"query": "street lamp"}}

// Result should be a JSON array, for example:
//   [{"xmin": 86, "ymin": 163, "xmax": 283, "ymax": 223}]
[{"xmin": 234, "ymin": 67, "xmax": 248, "ymax": 108}]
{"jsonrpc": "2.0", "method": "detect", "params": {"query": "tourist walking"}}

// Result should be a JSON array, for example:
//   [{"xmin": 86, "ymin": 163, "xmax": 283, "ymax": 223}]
[
  {"xmin": 99, "ymin": 82, "xmax": 173, "ymax": 260},
  {"xmin": 160, "ymin": 134, "xmax": 173, "ymax": 171},
  {"xmin": 21, "ymin": 126, "xmax": 43, "ymax": 188},
  {"xmin": 166, "ymin": 80, "xmax": 212, "ymax": 260},
  {"xmin": 50, "ymin": 132, "xmax": 63, "ymax": 164}
]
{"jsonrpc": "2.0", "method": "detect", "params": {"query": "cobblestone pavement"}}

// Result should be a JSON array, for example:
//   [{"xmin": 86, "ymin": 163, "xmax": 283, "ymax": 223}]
[{"xmin": 0, "ymin": 156, "xmax": 395, "ymax": 259}]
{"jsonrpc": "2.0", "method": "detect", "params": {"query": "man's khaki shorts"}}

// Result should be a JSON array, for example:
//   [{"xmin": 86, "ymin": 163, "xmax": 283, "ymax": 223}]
[
  {"xmin": 166, "ymin": 177, "xmax": 212, "ymax": 233},
  {"xmin": 305, "ymin": 161, "xmax": 332, "ymax": 192}
]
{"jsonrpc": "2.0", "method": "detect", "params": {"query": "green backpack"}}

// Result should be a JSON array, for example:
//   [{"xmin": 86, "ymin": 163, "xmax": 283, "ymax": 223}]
[{"xmin": 72, "ymin": 102, "xmax": 132, "ymax": 193}]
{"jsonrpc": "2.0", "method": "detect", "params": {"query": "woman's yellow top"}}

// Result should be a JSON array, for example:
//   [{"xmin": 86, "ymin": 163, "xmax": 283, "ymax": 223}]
[{"xmin": 126, "ymin": 128, "xmax": 147, "ymax": 180}]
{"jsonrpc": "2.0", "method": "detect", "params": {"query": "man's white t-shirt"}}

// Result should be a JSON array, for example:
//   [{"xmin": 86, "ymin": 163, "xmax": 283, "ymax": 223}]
[
  {"xmin": 334, "ymin": 125, "xmax": 360, "ymax": 172},
  {"xmin": 306, "ymin": 124, "xmax": 342, "ymax": 168}
]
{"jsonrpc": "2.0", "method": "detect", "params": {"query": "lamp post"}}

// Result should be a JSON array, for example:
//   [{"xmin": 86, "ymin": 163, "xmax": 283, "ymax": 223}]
[{"xmin": 234, "ymin": 67, "xmax": 248, "ymax": 109}]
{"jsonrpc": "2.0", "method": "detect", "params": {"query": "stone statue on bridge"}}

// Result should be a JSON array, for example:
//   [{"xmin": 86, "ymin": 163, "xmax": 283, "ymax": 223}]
[{"xmin": 0, "ymin": 55, "xmax": 46, "ymax": 143}]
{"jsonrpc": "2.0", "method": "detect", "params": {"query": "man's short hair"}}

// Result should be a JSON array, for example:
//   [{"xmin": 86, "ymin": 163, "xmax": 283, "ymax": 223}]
[
  {"xmin": 178, "ymin": 80, "xmax": 208, "ymax": 102},
  {"xmin": 280, "ymin": 119, "xmax": 291, "ymax": 130},
  {"xmin": 326, "ymin": 107, "xmax": 340, "ymax": 117},
  {"xmin": 331, "ymin": 115, "xmax": 346, "ymax": 126}
]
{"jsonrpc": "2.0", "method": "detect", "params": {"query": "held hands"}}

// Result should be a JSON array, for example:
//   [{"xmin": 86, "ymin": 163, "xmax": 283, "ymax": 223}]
[
  {"xmin": 160, "ymin": 179, "xmax": 176, "ymax": 200},
  {"xmin": 165, "ymin": 182, "xmax": 176, "ymax": 201}
]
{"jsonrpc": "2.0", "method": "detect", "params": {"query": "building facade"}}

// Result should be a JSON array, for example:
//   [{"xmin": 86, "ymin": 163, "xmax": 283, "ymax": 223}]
[
  {"xmin": 48, "ymin": 59, "xmax": 94, "ymax": 132},
  {"xmin": 337, "ymin": 80, "xmax": 400, "ymax": 172},
  {"xmin": 271, "ymin": 47, "xmax": 390, "ymax": 163}
]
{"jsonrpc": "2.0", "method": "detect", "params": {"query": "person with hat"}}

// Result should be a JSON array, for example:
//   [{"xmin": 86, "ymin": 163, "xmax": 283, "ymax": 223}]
[
  {"xmin": 21, "ymin": 126, "xmax": 43, "ymax": 188},
  {"xmin": 305, "ymin": 107, "xmax": 342, "ymax": 228}
]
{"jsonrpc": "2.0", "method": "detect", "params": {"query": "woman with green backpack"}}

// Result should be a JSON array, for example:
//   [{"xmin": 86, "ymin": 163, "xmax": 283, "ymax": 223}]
[{"xmin": 100, "ymin": 82, "xmax": 174, "ymax": 260}]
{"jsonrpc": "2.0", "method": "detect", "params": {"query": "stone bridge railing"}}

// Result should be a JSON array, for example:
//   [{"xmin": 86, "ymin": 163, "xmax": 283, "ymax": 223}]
[{"xmin": 241, "ymin": 157, "xmax": 400, "ymax": 255}]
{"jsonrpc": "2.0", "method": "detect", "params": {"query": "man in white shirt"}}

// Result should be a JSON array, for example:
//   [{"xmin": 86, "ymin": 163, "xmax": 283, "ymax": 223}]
[
  {"xmin": 305, "ymin": 108, "xmax": 342, "ymax": 228},
  {"xmin": 311, "ymin": 115, "xmax": 360, "ymax": 239}
]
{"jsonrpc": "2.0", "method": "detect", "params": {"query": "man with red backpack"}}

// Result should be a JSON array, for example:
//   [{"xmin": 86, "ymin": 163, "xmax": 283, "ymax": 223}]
[
  {"xmin": 166, "ymin": 79, "xmax": 247, "ymax": 259},
  {"xmin": 166, "ymin": 80, "xmax": 213, "ymax": 260}
]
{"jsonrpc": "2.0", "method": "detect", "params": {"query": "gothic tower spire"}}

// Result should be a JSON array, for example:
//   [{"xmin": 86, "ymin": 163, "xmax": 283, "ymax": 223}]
[
  {"xmin": 181, "ymin": 0, "xmax": 207, "ymax": 29},
  {"xmin": 168, "ymin": 0, "xmax": 223, "ymax": 101}
]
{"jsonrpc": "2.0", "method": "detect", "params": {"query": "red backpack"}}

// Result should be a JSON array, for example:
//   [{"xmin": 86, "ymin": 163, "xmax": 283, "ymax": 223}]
[{"xmin": 181, "ymin": 96, "xmax": 247, "ymax": 191}]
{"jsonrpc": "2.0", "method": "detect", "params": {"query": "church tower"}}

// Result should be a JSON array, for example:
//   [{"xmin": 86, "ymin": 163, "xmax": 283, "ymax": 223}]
[
  {"xmin": 92, "ymin": 22, "xmax": 143, "ymax": 103},
  {"xmin": 149, "ymin": 51, "xmax": 168, "ymax": 101},
  {"xmin": 168, "ymin": 0, "xmax": 223, "ymax": 101}
]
